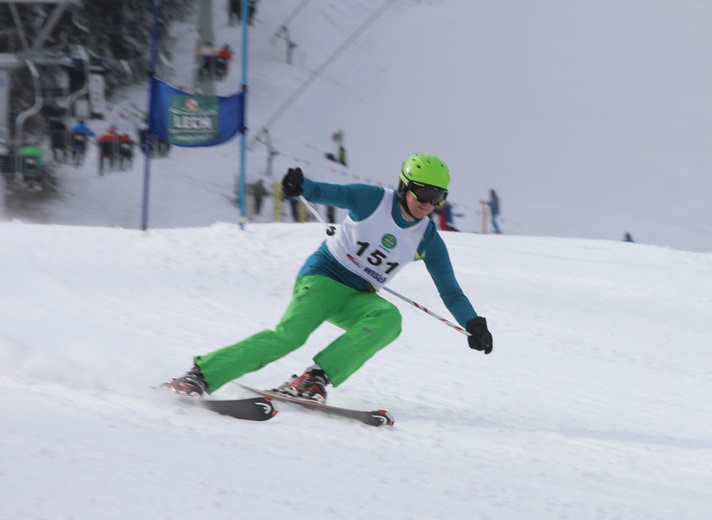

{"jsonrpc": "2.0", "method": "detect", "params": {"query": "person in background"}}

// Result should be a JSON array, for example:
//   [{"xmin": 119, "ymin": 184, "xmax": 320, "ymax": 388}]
[
  {"xmin": 118, "ymin": 133, "xmax": 135, "ymax": 170},
  {"xmin": 484, "ymin": 189, "xmax": 501, "ymax": 234},
  {"xmin": 137, "ymin": 120, "xmax": 150, "ymax": 155},
  {"xmin": 325, "ymin": 129, "xmax": 348, "ymax": 167},
  {"xmin": 70, "ymin": 120, "xmax": 96, "ymax": 166},
  {"xmin": 163, "ymin": 154, "xmax": 493, "ymax": 403},
  {"xmin": 48, "ymin": 118, "xmax": 68, "ymax": 163},
  {"xmin": 435, "ymin": 201, "xmax": 459, "ymax": 232},
  {"xmin": 137, "ymin": 120, "xmax": 170, "ymax": 158},
  {"xmin": 97, "ymin": 127, "xmax": 119, "ymax": 174},
  {"xmin": 196, "ymin": 41, "xmax": 215, "ymax": 80},
  {"xmin": 216, "ymin": 44, "xmax": 234, "ymax": 80},
  {"xmin": 623, "ymin": 232, "xmax": 635, "ymax": 243},
  {"xmin": 230, "ymin": 0, "xmax": 258, "ymax": 26},
  {"xmin": 18, "ymin": 142, "xmax": 45, "ymax": 190},
  {"xmin": 252, "ymin": 178, "xmax": 268, "ymax": 215},
  {"xmin": 228, "ymin": 0, "xmax": 240, "ymax": 26}
]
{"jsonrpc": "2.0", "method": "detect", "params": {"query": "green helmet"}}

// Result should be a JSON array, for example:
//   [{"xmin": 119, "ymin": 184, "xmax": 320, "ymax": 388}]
[{"xmin": 400, "ymin": 154, "xmax": 450, "ymax": 190}]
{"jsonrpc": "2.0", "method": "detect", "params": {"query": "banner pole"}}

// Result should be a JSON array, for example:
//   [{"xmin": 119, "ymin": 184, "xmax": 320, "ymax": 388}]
[
  {"xmin": 238, "ymin": 0, "xmax": 250, "ymax": 229},
  {"xmin": 140, "ymin": 0, "xmax": 161, "ymax": 231}
]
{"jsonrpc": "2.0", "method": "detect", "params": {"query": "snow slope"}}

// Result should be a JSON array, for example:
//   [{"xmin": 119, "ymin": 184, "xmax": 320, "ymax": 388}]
[
  {"xmin": 2, "ymin": 222, "xmax": 712, "ymax": 519},
  {"xmin": 2, "ymin": 1, "xmax": 712, "ymax": 518}
]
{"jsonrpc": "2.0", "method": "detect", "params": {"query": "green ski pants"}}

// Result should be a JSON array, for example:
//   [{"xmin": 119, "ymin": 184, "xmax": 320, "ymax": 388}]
[{"xmin": 194, "ymin": 275, "xmax": 402, "ymax": 392}]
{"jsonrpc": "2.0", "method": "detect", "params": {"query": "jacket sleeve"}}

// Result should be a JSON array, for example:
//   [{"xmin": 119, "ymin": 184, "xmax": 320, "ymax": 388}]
[
  {"xmin": 421, "ymin": 227, "xmax": 478, "ymax": 327},
  {"xmin": 302, "ymin": 179, "xmax": 383, "ymax": 221}
]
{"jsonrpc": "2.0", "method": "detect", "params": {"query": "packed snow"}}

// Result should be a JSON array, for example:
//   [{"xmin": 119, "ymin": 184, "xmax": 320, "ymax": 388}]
[
  {"xmin": 2, "ymin": 222, "xmax": 712, "ymax": 519},
  {"xmin": 2, "ymin": 1, "xmax": 711, "ymax": 519}
]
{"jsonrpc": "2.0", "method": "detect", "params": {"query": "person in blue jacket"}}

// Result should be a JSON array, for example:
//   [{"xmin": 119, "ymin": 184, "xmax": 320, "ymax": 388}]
[
  {"xmin": 70, "ymin": 120, "xmax": 96, "ymax": 165},
  {"xmin": 486, "ymin": 189, "xmax": 501, "ymax": 234},
  {"xmin": 165, "ymin": 154, "xmax": 493, "ymax": 402}
]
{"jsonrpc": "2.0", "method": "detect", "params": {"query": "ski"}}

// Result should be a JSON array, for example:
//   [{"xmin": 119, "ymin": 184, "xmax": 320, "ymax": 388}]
[
  {"xmin": 236, "ymin": 383, "xmax": 395, "ymax": 427},
  {"xmin": 178, "ymin": 395, "xmax": 277, "ymax": 422}
]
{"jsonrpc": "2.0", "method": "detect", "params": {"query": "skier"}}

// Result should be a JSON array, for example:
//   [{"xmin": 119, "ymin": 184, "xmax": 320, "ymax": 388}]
[
  {"xmin": 47, "ymin": 118, "xmax": 68, "ymax": 163},
  {"xmin": 165, "ymin": 154, "xmax": 493, "ymax": 402},
  {"xmin": 195, "ymin": 41, "xmax": 216, "ymax": 81},
  {"xmin": 325, "ymin": 129, "xmax": 348, "ymax": 167},
  {"xmin": 251, "ymin": 178, "xmax": 268, "ymax": 215},
  {"xmin": 18, "ymin": 141, "xmax": 45, "ymax": 190},
  {"xmin": 97, "ymin": 127, "xmax": 119, "ymax": 174},
  {"xmin": 118, "ymin": 133, "xmax": 134, "ymax": 170},
  {"xmin": 229, "ymin": 0, "xmax": 258, "ymax": 26},
  {"xmin": 484, "ymin": 189, "xmax": 501, "ymax": 234},
  {"xmin": 70, "ymin": 120, "xmax": 96, "ymax": 166},
  {"xmin": 215, "ymin": 44, "xmax": 233, "ymax": 81}
]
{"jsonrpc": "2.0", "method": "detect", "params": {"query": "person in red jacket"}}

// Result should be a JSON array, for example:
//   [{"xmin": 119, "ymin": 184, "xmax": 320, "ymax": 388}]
[
  {"xmin": 216, "ymin": 44, "xmax": 233, "ymax": 80},
  {"xmin": 97, "ymin": 127, "xmax": 119, "ymax": 174},
  {"xmin": 118, "ymin": 133, "xmax": 134, "ymax": 170}
]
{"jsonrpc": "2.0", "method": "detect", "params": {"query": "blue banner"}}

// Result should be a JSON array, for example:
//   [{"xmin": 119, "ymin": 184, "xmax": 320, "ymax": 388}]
[{"xmin": 149, "ymin": 78, "xmax": 245, "ymax": 147}]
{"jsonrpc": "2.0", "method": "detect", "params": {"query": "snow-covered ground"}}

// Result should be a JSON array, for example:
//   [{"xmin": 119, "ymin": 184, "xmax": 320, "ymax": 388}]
[
  {"xmin": 2, "ymin": 1, "xmax": 712, "ymax": 519},
  {"xmin": 2, "ymin": 222, "xmax": 711, "ymax": 519}
]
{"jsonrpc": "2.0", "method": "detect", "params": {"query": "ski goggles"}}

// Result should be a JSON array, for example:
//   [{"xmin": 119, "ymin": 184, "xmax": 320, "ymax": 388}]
[{"xmin": 407, "ymin": 182, "xmax": 448, "ymax": 206}]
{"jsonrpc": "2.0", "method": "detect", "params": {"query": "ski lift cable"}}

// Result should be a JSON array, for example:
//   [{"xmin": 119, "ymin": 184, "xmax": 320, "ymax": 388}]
[{"xmin": 251, "ymin": 0, "xmax": 395, "ymax": 149}]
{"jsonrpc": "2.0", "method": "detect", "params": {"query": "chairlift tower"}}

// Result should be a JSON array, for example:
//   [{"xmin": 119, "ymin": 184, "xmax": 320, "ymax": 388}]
[{"xmin": 0, "ymin": 0, "xmax": 77, "ymax": 144}]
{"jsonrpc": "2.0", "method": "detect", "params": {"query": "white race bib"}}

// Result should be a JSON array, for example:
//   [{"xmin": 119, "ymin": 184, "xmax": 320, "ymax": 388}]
[{"xmin": 326, "ymin": 190, "xmax": 429, "ymax": 288}]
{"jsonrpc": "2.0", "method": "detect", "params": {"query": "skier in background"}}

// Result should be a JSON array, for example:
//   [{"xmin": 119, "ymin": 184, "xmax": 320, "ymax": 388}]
[
  {"xmin": 251, "ymin": 178, "xmax": 268, "ymax": 215},
  {"xmin": 97, "ymin": 127, "xmax": 119, "ymax": 174},
  {"xmin": 196, "ymin": 41, "xmax": 215, "ymax": 80},
  {"xmin": 215, "ymin": 44, "xmax": 233, "ymax": 80},
  {"xmin": 229, "ymin": 0, "xmax": 258, "ymax": 26},
  {"xmin": 18, "ymin": 141, "xmax": 45, "ymax": 190},
  {"xmin": 484, "ymin": 189, "xmax": 501, "ymax": 234},
  {"xmin": 434, "ymin": 201, "xmax": 459, "ymax": 231},
  {"xmin": 165, "ymin": 154, "xmax": 493, "ymax": 402},
  {"xmin": 48, "ymin": 118, "xmax": 68, "ymax": 163},
  {"xmin": 118, "ymin": 133, "xmax": 135, "ymax": 170},
  {"xmin": 138, "ymin": 120, "xmax": 170, "ymax": 158},
  {"xmin": 325, "ymin": 129, "xmax": 348, "ymax": 167},
  {"xmin": 70, "ymin": 120, "xmax": 96, "ymax": 166}
]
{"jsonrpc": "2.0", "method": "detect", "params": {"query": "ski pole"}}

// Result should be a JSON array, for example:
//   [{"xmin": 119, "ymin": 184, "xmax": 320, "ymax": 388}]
[
  {"xmin": 297, "ymin": 195, "xmax": 471, "ymax": 336},
  {"xmin": 383, "ymin": 286, "xmax": 470, "ymax": 336},
  {"xmin": 298, "ymin": 195, "xmax": 335, "ymax": 235}
]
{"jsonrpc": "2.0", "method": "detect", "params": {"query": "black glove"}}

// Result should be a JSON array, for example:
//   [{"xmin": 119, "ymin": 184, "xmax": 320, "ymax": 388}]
[
  {"xmin": 466, "ymin": 317, "xmax": 493, "ymax": 354},
  {"xmin": 282, "ymin": 167, "xmax": 304, "ymax": 198}
]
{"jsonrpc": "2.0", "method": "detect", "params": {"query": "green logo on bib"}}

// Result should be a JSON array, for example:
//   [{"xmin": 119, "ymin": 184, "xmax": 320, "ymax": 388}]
[{"xmin": 381, "ymin": 234, "xmax": 397, "ymax": 249}]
